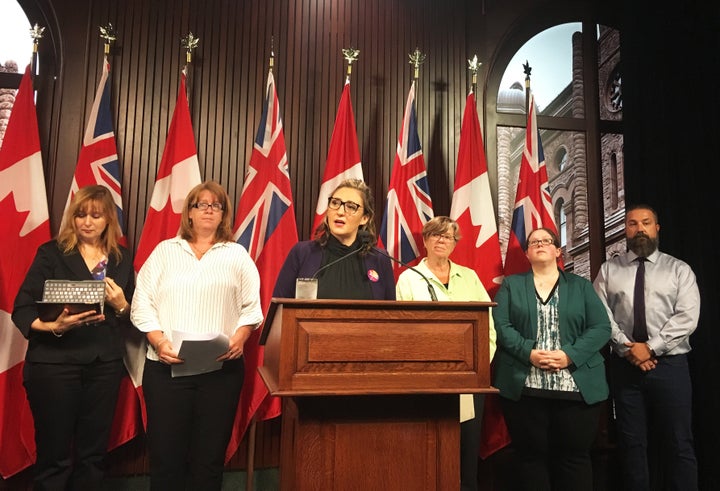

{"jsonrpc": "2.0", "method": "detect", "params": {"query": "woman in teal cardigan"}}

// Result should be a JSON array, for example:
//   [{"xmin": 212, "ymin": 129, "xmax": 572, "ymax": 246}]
[{"xmin": 493, "ymin": 227, "xmax": 610, "ymax": 491}]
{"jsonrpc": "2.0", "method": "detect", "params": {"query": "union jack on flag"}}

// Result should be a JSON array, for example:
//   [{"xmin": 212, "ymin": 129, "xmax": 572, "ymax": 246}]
[
  {"xmin": 380, "ymin": 81, "xmax": 434, "ymax": 278},
  {"xmin": 504, "ymin": 92, "xmax": 561, "ymax": 276},
  {"xmin": 230, "ymin": 68, "xmax": 298, "ymax": 461},
  {"xmin": 65, "ymin": 57, "xmax": 124, "ymax": 240}
]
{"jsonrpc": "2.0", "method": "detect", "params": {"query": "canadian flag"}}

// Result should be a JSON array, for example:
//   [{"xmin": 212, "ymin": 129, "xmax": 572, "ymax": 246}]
[
  {"xmin": 449, "ymin": 90, "xmax": 511, "ymax": 459},
  {"xmin": 311, "ymin": 78, "xmax": 363, "ymax": 234},
  {"xmin": 0, "ymin": 66, "xmax": 51, "ymax": 478},
  {"xmin": 128, "ymin": 69, "xmax": 202, "ymax": 425}
]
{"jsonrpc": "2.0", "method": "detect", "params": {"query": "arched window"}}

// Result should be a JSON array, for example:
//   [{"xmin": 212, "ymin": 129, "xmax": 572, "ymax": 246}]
[
  {"xmin": 491, "ymin": 20, "xmax": 623, "ymax": 279},
  {"xmin": 0, "ymin": 1, "xmax": 33, "ymax": 149}
]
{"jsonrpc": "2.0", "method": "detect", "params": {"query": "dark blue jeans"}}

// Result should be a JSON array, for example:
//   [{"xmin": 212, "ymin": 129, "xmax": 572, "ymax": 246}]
[{"xmin": 611, "ymin": 354, "xmax": 697, "ymax": 491}]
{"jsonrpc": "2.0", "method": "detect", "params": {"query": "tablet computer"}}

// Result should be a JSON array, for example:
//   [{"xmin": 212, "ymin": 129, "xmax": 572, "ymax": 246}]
[{"xmin": 35, "ymin": 301, "xmax": 103, "ymax": 322}]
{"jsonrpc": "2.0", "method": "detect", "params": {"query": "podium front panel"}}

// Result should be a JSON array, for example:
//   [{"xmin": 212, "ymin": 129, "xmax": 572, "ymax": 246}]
[{"xmin": 260, "ymin": 299, "xmax": 495, "ymax": 395}]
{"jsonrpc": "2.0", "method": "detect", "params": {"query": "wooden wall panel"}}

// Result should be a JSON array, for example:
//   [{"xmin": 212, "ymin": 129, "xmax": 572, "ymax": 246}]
[{"xmin": 29, "ymin": 0, "xmax": 472, "ymax": 249}]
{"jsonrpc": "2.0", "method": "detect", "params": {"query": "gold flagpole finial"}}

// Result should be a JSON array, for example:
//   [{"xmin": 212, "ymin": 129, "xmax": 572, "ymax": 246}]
[
  {"xmin": 269, "ymin": 36, "xmax": 275, "ymax": 72},
  {"xmin": 342, "ymin": 47, "xmax": 360, "ymax": 80},
  {"xmin": 408, "ymin": 47, "xmax": 426, "ymax": 81},
  {"xmin": 467, "ymin": 54, "xmax": 482, "ymax": 90},
  {"xmin": 99, "ymin": 23, "xmax": 116, "ymax": 55},
  {"xmin": 30, "ymin": 23, "xmax": 45, "ymax": 53},
  {"xmin": 181, "ymin": 32, "xmax": 200, "ymax": 65}
]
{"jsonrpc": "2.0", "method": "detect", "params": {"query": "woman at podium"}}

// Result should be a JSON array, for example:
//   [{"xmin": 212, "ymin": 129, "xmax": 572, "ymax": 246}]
[
  {"xmin": 395, "ymin": 215, "xmax": 496, "ymax": 491},
  {"xmin": 273, "ymin": 179, "xmax": 395, "ymax": 300}
]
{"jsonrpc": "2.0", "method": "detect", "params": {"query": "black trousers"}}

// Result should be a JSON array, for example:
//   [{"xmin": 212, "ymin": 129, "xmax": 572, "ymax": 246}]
[
  {"xmin": 23, "ymin": 358, "xmax": 124, "ymax": 491},
  {"xmin": 500, "ymin": 394, "xmax": 603, "ymax": 491},
  {"xmin": 143, "ymin": 358, "xmax": 244, "ymax": 491}
]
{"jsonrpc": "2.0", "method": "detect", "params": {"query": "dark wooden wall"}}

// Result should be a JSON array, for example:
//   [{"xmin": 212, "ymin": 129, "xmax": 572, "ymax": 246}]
[
  {"xmin": 6, "ymin": 0, "xmax": 720, "ymax": 489},
  {"xmin": 24, "ymin": 0, "xmax": 479, "ymax": 248}
]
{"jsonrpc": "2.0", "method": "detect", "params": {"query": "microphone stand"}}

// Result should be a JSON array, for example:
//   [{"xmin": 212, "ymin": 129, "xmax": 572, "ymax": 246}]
[{"xmin": 370, "ymin": 248, "xmax": 438, "ymax": 301}]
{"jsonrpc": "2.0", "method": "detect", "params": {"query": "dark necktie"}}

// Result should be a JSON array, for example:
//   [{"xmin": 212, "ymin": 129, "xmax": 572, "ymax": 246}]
[{"xmin": 633, "ymin": 257, "xmax": 648, "ymax": 342}]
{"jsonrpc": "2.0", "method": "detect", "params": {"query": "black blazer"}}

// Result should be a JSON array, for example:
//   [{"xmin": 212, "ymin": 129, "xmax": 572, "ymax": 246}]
[{"xmin": 12, "ymin": 240, "xmax": 135, "ymax": 364}]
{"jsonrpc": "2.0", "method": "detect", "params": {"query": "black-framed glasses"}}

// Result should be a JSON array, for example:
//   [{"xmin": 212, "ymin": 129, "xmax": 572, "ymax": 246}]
[
  {"xmin": 192, "ymin": 202, "xmax": 224, "ymax": 212},
  {"xmin": 429, "ymin": 232, "xmax": 456, "ymax": 242},
  {"xmin": 528, "ymin": 238, "xmax": 555, "ymax": 248},
  {"xmin": 327, "ymin": 197, "xmax": 363, "ymax": 215}
]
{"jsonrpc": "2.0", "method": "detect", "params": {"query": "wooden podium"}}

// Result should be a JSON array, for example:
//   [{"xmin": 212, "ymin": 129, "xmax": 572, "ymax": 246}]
[{"xmin": 258, "ymin": 298, "xmax": 497, "ymax": 491}]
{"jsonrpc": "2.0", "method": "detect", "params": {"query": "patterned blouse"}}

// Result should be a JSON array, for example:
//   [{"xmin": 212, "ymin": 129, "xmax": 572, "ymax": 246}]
[{"xmin": 524, "ymin": 285, "xmax": 579, "ymax": 395}]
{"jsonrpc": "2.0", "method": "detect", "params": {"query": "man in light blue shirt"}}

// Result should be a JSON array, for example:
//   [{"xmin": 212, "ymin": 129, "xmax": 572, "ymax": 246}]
[{"xmin": 593, "ymin": 204, "xmax": 700, "ymax": 491}]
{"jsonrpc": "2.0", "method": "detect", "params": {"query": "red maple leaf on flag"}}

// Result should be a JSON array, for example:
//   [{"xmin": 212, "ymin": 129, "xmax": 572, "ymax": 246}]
[
  {"xmin": 128, "ymin": 70, "xmax": 202, "ymax": 428},
  {"xmin": 0, "ymin": 65, "xmax": 51, "ymax": 478},
  {"xmin": 311, "ymin": 78, "xmax": 363, "ymax": 234}
]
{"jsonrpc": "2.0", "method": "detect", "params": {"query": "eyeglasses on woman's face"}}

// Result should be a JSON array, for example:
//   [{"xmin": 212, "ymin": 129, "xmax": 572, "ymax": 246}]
[
  {"xmin": 192, "ymin": 202, "xmax": 224, "ymax": 212},
  {"xmin": 527, "ymin": 237, "xmax": 555, "ymax": 248},
  {"xmin": 327, "ymin": 197, "xmax": 363, "ymax": 216},
  {"xmin": 429, "ymin": 232, "xmax": 456, "ymax": 242}
]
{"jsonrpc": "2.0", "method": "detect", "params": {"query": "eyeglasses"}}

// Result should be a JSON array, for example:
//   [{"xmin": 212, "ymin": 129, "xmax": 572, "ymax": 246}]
[
  {"xmin": 527, "ymin": 238, "xmax": 555, "ymax": 248},
  {"xmin": 429, "ymin": 232, "xmax": 456, "ymax": 242},
  {"xmin": 327, "ymin": 197, "xmax": 363, "ymax": 215},
  {"xmin": 192, "ymin": 202, "xmax": 224, "ymax": 212}
]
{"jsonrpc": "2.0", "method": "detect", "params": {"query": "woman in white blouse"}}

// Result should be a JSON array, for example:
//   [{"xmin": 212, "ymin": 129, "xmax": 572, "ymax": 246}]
[{"xmin": 131, "ymin": 180, "xmax": 262, "ymax": 490}]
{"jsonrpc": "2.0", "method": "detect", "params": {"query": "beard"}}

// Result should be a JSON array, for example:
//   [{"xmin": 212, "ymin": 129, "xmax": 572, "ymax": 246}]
[{"xmin": 627, "ymin": 233, "xmax": 658, "ymax": 258}]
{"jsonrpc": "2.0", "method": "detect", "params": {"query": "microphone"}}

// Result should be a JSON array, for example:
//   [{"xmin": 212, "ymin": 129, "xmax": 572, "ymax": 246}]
[
  {"xmin": 311, "ymin": 231, "xmax": 374, "ymax": 280},
  {"xmin": 370, "ymin": 245, "xmax": 438, "ymax": 301}
]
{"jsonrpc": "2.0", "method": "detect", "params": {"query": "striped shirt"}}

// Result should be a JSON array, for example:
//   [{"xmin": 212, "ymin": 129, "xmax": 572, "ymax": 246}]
[{"xmin": 131, "ymin": 237, "xmax": 263, "ymax": 361}]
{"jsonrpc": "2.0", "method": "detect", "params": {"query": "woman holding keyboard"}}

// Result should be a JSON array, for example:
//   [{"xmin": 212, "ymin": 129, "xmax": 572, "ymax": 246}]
[{"xmin": 12, "ymin": 184, "xmax": 134, "ymax": 491}]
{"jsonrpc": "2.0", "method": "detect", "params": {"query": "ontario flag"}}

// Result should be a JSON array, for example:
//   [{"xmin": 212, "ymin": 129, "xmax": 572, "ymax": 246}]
[
  {"xmin": 64, "ymin": 55, "xmax": 141, "ymax": 449},
  {"xmin": 379, "ymin": 81, "xmax": 434, "ymax": 278},
  {"xmin": 230, "ymin": 69, "xmax": 298, "ymax": 461},
  {"xmin": 0, "ymin": 65, "xmax": 51, "ymax": 478},
  {"xmin": 311, "ymin": 77, "xmax": 363, "ymax": 234},
  {"xmin": 449, "ymin": 90, "xmax": 511, "ymax": 459},
  {"xmin": 64, "ymin": 56, "xmax": 126, "ymax": 244},
  {"xmin": 129, "ymin": 69, "xmax": 202, "ymax": 425},
  {"xmin": 504, "ymin": 92, "xmax": 561, "ymax": 275}
]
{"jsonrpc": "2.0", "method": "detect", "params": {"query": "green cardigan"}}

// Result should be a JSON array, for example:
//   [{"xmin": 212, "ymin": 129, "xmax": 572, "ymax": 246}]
[{"xmin": 492, "ymin": 269, "xmax": 611, "ymax": 404}]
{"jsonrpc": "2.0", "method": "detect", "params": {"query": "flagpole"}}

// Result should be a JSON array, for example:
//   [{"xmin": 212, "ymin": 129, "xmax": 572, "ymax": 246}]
[
  {"xmin": 99, "ymin": 23, "xmax": 116, "ymax": 58},
  {"xmin": 244, "ymin": 42, "xmax": 279, "ymax": 491},
  {"xmin": 342, "ymin": 47, "xmax": 359, "ymax": 83},
  {"xmin": 181, "ymin": 32, "xmax": 199, "ymax": 110},
  {"xmin": 523, "ymin": 60, "xmax": 532, "ymax": 114},
  {"xmin": 408, "ymin": 47, "xmax": 426, "ymax": 112},
  {"xmin": 468, "ymin": 54, "xmax": 481, "ymax": 95},
  {"xmin": 29, "ymin": 23, "xmax": 45, "ymax": 82}
]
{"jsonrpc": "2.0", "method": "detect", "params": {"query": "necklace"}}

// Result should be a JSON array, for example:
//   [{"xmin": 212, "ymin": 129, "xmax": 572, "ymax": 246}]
[{"xmin": 189, "ymin": 242, "xmax": 213, "ymax": 258}]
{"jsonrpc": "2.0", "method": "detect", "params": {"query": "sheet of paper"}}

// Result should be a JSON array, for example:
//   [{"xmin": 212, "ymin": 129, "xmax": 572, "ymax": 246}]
[{"xmin": 170, "ymin": 331, "xmax": 230, "ymax": 378}]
